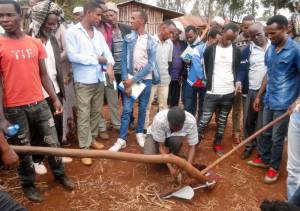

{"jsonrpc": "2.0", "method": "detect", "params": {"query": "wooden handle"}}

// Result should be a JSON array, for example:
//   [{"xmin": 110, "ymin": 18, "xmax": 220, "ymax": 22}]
[
  {"xmin": 200, "ymin": 111, "xmax": 291, "ymax": 175},
  {"xmin": 10, "ymin": 146, "xmax": 211, "ymax": 183}
]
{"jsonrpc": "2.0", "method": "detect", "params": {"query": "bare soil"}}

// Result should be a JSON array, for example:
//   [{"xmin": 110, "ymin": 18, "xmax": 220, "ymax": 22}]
[{"xmin": 0, "ymin": 105, "xmax": 287, "ymax": 211}]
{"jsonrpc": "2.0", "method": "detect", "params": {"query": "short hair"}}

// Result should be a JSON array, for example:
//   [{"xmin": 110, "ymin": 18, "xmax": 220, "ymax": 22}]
[
  {"xmin": 161, "ymin": 19, "xmax": 176, "ymax": 27},
  {"xmin": 133, "ymin": 10, "xmax": 148, "ymax": 24},
  {"xmin": 223, "ymin": 23, "xmax": 240, "ymax": 33},
  {"xmin": 0, "ymin": 0, "xmax": 21, "ymax": 15},
  {"xmin": 83, "ymin": 1, "xmax": 101, "ymax": 14},
  {"xmin": 208, "ymin": 29, "xmax": 221, "ymax": 39},
  {"xmin": 167, "ymin": 107, "xmax": 186, "ymax": 127},
  {"xmin": 185, "ymin": 25, "xmax": 197, "ymax": 34},
  {"xmin": 242, "ymin": 15, "xmax": 255, "ymax": 22},
  {"xmin": 266, "ymin": 15, "xmax": 288, "ymax": 28},
  {"xmin": 260, "ymin": 200, "xmax": 300, "ymax": 211}
]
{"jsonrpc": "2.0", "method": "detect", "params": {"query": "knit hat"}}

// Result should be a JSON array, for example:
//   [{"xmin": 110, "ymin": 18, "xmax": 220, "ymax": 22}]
[{"xmin": 31, "ymin": 0, "xmax": 63, "ymax": 36}]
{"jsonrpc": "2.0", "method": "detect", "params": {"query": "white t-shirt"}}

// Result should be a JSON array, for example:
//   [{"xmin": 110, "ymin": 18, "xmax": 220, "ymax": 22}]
[
  {"xmin": 207, "ymin": 44, "xmax": 234, "ymax": 95},
  {"xmin": 133, "ymin": 34, "xmax": 152, "ymax": 80},
  {"xmin": 42, "ymin": 40, "xmax": 60, "ymax": 98},
  {"xmin": 147, "ymin": 109, "xmax": 199, "ymax": 146}
]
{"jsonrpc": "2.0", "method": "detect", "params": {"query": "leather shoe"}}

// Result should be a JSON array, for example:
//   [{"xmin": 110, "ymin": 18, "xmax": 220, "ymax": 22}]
[
  {"xmin": 22, "ymin": 186, "xmax": 43, "ymax": 203},
  {"xmin": 56, "ymin": 175, "xmax": 75, "ymax": 191},
  {"xmin": 91, "ymin": 141, "xmax": 105, "ymax": 149},
  {"xmin": 81, "ymin": 157, "xmax": 92, "ymax": 166}
]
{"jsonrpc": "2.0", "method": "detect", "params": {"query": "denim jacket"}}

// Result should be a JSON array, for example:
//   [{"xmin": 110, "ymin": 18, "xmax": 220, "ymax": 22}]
[
  {"xmin": 121, "ymin": 31, "xmax": 160, "ymax": 84},
  {"xmin": 264, "ymin": 38, "xmax": 300, "ymax": 110}
]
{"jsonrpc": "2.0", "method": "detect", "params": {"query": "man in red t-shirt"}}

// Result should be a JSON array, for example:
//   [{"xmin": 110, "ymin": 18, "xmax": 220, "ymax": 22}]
[{"xmin": 0, "ymin": 1, "xmax": 74, "ymax": 202}]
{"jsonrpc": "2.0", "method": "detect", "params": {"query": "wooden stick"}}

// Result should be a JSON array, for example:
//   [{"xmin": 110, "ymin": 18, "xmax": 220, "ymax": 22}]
[
  {"xmin": 200, "ymin": 111, "xmax": 291, "ymax": 175},
  {"xmin": 10, "ymin": 146, "xmax": 211, "ymax": 183}
]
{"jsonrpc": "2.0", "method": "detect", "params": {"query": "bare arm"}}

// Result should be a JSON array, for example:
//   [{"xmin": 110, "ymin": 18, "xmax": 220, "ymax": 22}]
[
  {"xmin": 39, "ymin": 60, "xmax": 63, "ymax": 114},
  {"xmin": 0, "ymin": 132, "xmax": 18, "ymax": 169},
  {"xmin": 187, "ymin": 145, "xmax": 196, "ymax": 164},
  {"xmin": 159, "ymin": 143, "xmax": 177, "ymax": 176},
  {"xmin": 0, "ymin": 74, "xmax": 11, "ymax": 130},
  {"xmin": 253, "ymin": 74, "xmax": 267, "ymax": 112}
]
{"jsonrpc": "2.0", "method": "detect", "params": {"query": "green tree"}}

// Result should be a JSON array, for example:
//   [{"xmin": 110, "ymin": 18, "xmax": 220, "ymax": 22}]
[{"xmin": 261, "ymin": 0, "xmax": 292, "ymax": 15}]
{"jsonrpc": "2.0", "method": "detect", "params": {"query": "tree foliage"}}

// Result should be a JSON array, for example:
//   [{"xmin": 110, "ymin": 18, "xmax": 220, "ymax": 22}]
[{"xmin": 261, "ymin": 0, "xmax": 292, "ymax": 15}]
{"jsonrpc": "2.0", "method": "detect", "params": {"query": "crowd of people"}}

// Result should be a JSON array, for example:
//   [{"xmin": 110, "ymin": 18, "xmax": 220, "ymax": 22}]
[{"xmin": 0, "ymin": 0, "xmax": 299, "ymax": 209}]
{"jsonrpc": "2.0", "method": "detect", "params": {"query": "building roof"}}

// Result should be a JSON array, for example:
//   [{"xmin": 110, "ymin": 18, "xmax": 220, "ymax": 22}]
[
  {"xmin": 117, "ymin": 0, "xmax": 184, "ymax": 19},
  {"xmin": 173, "ymin": 15, "xmax": 208, "ymax": 28}
]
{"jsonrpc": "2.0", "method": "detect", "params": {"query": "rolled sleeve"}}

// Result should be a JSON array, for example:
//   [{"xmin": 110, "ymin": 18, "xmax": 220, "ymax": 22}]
[{"xmin": 187, "ymin": 124, "xmax": 199, "ymax": 146}]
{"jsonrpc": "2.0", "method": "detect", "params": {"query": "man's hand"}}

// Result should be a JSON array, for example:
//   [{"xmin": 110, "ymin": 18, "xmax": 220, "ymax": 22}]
[
  {"xmin": 1, "ymin": 148, "xmax": 18, "ymax": 170},
  {"xmin": 253, "ymin": 96, "xmax": 260, "ymax": 112},
  {"xmin": 124, "ymin": 87, "xmax": 132, "ymax": 97},
  {"xmin": 235, "ymin": 82, "xmax": 242, "ymax": 96},
  {"xmin": 98, "ymin": 56, "xmax": 107, "ymax": 65},
  {"xmin": 0, "ymin": 119, "xmax": 11, "ymax": 133},
  {"xmin": 123, "ymin": 79, "xmax": 133, "ymax": 89},
  {"xmin": 107, "ymin": 68, "xmax": 115, "ymax": 81},
  {"xmin": 53, "ymin": 99, "xmax": 63, "ymax": 115}
]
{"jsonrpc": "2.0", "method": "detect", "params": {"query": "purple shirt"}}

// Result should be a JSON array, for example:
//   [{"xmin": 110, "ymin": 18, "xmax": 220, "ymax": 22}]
[{"xmin": 170, "ymin": 40, "xmax": 186, "ymax": 81}]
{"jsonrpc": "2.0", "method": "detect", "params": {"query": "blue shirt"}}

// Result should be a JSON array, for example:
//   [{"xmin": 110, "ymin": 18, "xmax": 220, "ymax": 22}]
[
  {"xmin": 66, "ymin": 23, "xmax": 114, "ymax": 84},
  {"xmin": 264, "ymin": 38, "xmax": 300, "ymax": 110}
]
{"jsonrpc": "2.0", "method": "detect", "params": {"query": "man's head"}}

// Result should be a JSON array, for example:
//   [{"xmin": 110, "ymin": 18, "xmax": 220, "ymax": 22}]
[
  {"xmin": 211, "ymin": 16, "xmax": 225, "ymax": 32},
  {"xmin": 83, "ymin": 1, "xmax": 102, "ymax": 27},
  {"xmin": 130, "ymin": 10, "xmax": 147, "ymax": 31},
  {"xmin": 249, "ymin": 22, "xmax": 266, "ymax": 47},
  {"xmin": 207, "ymin": 29, "xmax": 221, "ymax": 46},
  {"xmin": 167, "ymin": 107, "xmax": 186, "ymax": 132},
  {"xmin": 40, "ymin": 13, "xmax": 58, "ymax": 38},
  {"xmin": 185, "ymin": 25, "xmax": 198, "ymax": 45},
  {"xmin": 73, "ymin": 7, "xmax": 84, "ymax": 24},
  {"xmin": 0, "ymin": 0, "xmax": 22, "ymax": 34},
  {"xmin": 104, "ymin": 2, "xmax": 118, "ymax": 25},
  {"xmin": 172, "ymin": 20, "xmax": 184, "ymax": 41},
  {"xmin": 158, "ymin": 20, "xmax": 176, "ymax": 41},
  {"xmin": 241, "ymin": 15, "xmax": 255, "ymax": 38},
  {"xmin": 297, "ymin": 1, "xmax": 300, "ymax": 13},
  {"xmin": 265, "ymin": 15, "xmax": 288, "ymax": 46},
  {"xmin": 220, "ymin": 23, "xmax": 239, "ymax": 46}
]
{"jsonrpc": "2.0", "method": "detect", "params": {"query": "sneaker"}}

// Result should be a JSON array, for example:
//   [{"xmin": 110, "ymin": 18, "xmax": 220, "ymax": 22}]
[
  {"xmin": 213, "ymin": 144, "xmax": 224, "ymax": 157},
  {"xmin": 98, "ymin": 131, "xmax": 110, "ymax": 140},
  {"xmin": 91, "ymin": 140, "xmax": 105, "ymax": 150},
  {"xmin": 62, "ymin": 157, "xmax": 73, "ymax": 163},
  {"xmin": 136, "ymin": 133, "xmax": 145, "ymax": 148},
  {"xmin": 33, "ymin": 162, "xmax": 47, "ymax": 175},
  {"xmin": 109, "ymin": 138, "xmax": 126, "ymax": 152},
  {"xmin": 81, "ymin": 158, "xmax": 92, "ymax": 166},
  {"xmin": 22, "ymin": 185, "xmax": 43, "ymax": 203},
  {"xmin": 247, "ymin": 157, "xmax": 269, "ymax": 168},
  {"xmin": 264, "ymin": 168, "xmax": 279, "ymax": 184}
]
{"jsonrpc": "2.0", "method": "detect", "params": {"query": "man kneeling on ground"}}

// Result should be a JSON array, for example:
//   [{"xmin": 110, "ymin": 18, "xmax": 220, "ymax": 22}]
[{"xmin": 144, "ymin": 106, "xmax": 198, "ymax": 177}]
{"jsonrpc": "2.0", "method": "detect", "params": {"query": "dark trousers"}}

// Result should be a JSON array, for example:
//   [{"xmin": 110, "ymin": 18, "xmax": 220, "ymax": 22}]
[
  {"xmin": 258, "ymin": 108, "xmax": 290, "ymax": 170},
  {"xmin": 143, "ymin": 134, "xmax": 183, "ymax": 155},
  {"xmin": 4, "ymin": 100, "xmax": 65, "ymax": 187},
  {"xmin": 183, "ymin": 80, "xmax": 206, "ymax": 120},
  {"xmin": 290, "ymin": 187, "xmax": 300, "ymax": 208},
  {"xmin": 167, "ymin": 80, "xmax": 181, "ymax": 107},
  {"xmin": 115, "ymin": 74, "xmax": 134, "ymax": 124},
  {"xmin": 243, "ymin": 90, "xmax": 264, "ymax": 152},
  {"xmin": 198, "ymin": 93, "xmax": 234, "ymax": 145},
  {"xmin": 32, "ymin": 94, "xmax": 63, "ymax": 163},
  {"xmin": 0, "ymin": 190, "xmax": 27, "ymax": 211}
]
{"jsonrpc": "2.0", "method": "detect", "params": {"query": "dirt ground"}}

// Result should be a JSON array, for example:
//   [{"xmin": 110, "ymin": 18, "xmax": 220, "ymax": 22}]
[{"xmin": 0, "ymin": 105, "xmax": 287, "ymax": 211}]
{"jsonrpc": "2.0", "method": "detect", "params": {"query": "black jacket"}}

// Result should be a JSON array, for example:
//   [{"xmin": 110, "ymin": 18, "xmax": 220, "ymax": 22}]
[
  {"xmin": 118, "ymin": 23, "xmax": 131, "ymax": 38},
  {"xmin": 49, "ymin": 35, "xmax": 65, "ymax": 98},
  {"xmin": 203, "ymin": 43, "xmax": 241, "ymax": 92}
]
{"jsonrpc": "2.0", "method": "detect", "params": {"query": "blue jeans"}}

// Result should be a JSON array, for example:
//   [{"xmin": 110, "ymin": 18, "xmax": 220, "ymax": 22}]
[
  {"xmin": 183, "ymin": 81, "xmax": 206, "ymax": 120},
  {"xmin": 0, "ymin": 190, "xmax": 27, "ymax": 211},
  {"xmin": 119, "ymin": 80, "xmax": 152, "ymax": 140},
  {"xmin": 258, "ymin": 108, "xmax": 290, "ymax": 170},
  {"xmin": 290, "ymin": 186, "xmax": 300, "ymax": 208},
  {"xmin": 287, "ymin": 112, "xmax": 300, "ymax": 199},
  {"xmin": 4, "ymin": 100, "xmax": 65, "ymax": 187}
]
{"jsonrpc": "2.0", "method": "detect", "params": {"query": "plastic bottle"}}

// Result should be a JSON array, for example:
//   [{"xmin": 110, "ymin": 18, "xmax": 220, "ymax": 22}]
[{"xmin": 5, "ymin": 124, "xmax": 20, "ymax": 138}]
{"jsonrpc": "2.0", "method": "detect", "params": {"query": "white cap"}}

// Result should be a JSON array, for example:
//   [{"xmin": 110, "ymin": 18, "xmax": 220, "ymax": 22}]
[
  {"xmin": 213, "ymin": 16, "xmax": 225, "ymax": 27},
  {"xmin": 173, "ymin": 20, "xmax": 184, "ymax": 32},
  {"xmin": 106, "ymin": 2, "xmax": 119, "ymax": 13},
  {"xmin": 73, "ymin": 6, "xmax": 83, "ymax": 14}
]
